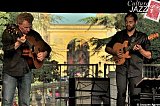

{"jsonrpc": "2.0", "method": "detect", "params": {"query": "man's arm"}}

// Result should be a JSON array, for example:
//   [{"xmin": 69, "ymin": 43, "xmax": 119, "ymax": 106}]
[
  {"xmin": 105, "ymin": 46, "xmax": 116, "ymax": 56},
  {"xmin": 27, "ymin": 29, "xmax": 52, "ymax": 61},
  {"xmin": 36, "ymin": 41, "xmax": 51, "ymax": 61},
  {"xmin": 2, "ymin": 29, "xmax": 16, "ymax": 51},
  {"xmin": 37, "ymin": 51, "xmax": 48, "ymax": 61},
  {"xmin": 133, "ymin": 44, "xmax": 151, "ymax": 59}
]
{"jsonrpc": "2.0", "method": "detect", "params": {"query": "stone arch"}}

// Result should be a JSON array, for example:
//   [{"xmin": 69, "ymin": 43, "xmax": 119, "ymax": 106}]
[{"xmin": 67, "ymin": 38, "xmax": 89, "ymax": 77}]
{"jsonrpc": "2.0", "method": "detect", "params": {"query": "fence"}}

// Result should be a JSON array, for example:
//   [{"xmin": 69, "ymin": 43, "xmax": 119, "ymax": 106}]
[{"xmin": 1, "ymin": 63, "xmax": 160, "ymax": 105}]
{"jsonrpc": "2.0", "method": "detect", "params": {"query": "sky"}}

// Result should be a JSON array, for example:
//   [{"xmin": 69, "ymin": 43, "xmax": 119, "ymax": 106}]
[{"xmin": 53, "ymin": 13, "xmax": 97, "ymax": 24}]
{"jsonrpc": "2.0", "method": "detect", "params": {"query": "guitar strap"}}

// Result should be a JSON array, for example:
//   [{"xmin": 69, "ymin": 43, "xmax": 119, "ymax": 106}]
[
  {"xmin": 129, "ymin": 37, "xmax": 136, "ymax": 45},
  {"xmin": 126, "ymin": 33, "xmax": 139, "ymax": 66},
  {"xmin": 128, "ymin": 32, "xmax": 144, "ymax": 46},
  {"xmin": 128, "ymin": 34, "xmax": 137, "ymax": 47}
]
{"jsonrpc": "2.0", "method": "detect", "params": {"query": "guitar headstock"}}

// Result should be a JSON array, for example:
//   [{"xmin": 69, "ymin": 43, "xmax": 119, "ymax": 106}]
[
  {"xmin": 6, "ymin": 24, "xmax": 23, "ymax": 38},
  {"xmin": 148, "ymin": 32, "xmax": 159, "ymax": 40}
]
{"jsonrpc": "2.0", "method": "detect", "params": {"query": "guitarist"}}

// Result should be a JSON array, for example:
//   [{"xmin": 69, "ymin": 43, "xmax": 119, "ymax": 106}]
[
  {"xmin": 1, "ymin": 12, "xmax": 51, "ymax": 106},
  {"xmin": 105, "ymin": 12, "xmax": 152, "ymax": 106}
]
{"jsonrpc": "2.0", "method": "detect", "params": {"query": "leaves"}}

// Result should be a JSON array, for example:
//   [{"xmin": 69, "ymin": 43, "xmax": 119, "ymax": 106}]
[
  {"xmin": 79, "ymin": 17, "xmax": 99, "ymax": 30},
  {"xmin": 89, "ymin": 37, "xmax": 112, "ymax": 56},
  {"xmin": 80, "ymin": 13, "xmax": 160, "ymax": 63}
]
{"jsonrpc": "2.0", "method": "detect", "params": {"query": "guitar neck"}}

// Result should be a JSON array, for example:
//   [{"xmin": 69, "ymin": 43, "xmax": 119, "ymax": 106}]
[
  {"xmin": 126, "ymin": 33, "xmax": 159, "ymax": 52},
  {"xmin": 126, "ymin": 40, "xmax": 139, "ymax": 52}
]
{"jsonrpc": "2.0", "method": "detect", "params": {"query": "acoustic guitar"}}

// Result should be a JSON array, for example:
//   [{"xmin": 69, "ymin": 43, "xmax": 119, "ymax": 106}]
[
  {"xmin": 112, "ymin": 33, "xmax": 159, "ymax": 65},
  {"xmin": 21, "ymin": 36, "xmax": 45, "ymax": 69},
  {"xmin": 7, "ymin": 24, "xmax": 44, "ymax": 69}
]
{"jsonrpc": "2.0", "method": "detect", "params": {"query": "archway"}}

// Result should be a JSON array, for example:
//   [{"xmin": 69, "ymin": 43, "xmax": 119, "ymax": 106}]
[{"xmin": 67, "ymin": 38, "xmax": 89, "ymax": 77}]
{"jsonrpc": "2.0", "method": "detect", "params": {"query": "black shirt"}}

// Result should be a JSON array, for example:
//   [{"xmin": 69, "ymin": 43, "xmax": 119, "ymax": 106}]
[
  {"xmin": 106, "ymin": 29, "xmax": 151, "ymax": 77},
  {"xmin": 1, "ymin": 26, "xmax": 52, "ymax": 77}
]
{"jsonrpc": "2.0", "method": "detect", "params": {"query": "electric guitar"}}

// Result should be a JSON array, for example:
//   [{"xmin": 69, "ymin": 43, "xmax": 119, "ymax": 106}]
[
  {"xmin": 7, "ymin": 24, "xmax": 44, "ymax": 69},
  {"xmin": 112, "ymin": 33, "xmax": 159, "ymax": 65}
]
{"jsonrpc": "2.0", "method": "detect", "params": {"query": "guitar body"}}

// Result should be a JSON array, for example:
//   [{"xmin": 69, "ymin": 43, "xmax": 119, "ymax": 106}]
[
  {"xmin": 113, "ymin": 41, "xmax": 131, "ymax": 65},
  {"xmin": 22, "ymin": 36, "xmax": 44, "ymax": 69},
  {"xmin": 23, "ymin": 53, "xmax": 43, "ymax": 69},
  {"xmin": 5, "ymin": 24, "xmax": 44, "ymax": 69}
]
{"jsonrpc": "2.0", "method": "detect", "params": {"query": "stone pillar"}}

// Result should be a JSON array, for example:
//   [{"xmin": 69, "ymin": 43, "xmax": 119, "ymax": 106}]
[
  {"xmin": 31, "ymin": 89, "xmax": 38, "ymax": 106},
  {"xmin": 108, "ymin": 71, "xmax": 117, "ymax": 106}
]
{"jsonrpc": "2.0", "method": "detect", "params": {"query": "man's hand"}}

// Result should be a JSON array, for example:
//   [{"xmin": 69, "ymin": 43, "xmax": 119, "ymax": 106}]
[
  {"xmin": 37, "ymin": 51, "xmax": 48, "ymax": 61},
  {"xmin": 133, "ymin": 44, "xmax": 142, "ymax": 51},
  {"xmin": 133, "ymin": 44, "xmax": 151, "ymax": 59},
  {"xmin": 17, "ymin": 34, "xmax": 26, "ymax": 43},
  {"xmin": 116, "ymin": 50, "xmax": 124, "ymax": 59},
  {"xmin": 14, "ymin": 34, "xmax": 26, "ymax": 49}
]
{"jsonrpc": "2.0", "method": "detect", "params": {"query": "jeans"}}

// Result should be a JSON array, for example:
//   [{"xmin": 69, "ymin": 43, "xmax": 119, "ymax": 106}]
[
  {"xmin": 116, "ymin": 65, "xmax": 142, "ymax": 106},
  {"xmin": 116, "ymin": 73, "xmax": 141, "ymax": 106},
  {"xmin": 2, "ymin": 72, "xmax": 32, "ymax": 106}
]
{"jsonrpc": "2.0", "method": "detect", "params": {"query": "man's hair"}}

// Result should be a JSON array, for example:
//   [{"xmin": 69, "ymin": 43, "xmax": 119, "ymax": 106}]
[
  {"xmin": 16, "ymin": 12, "xmax": 34, "ymax": 24},
  {"xmin": 125, "ymin": 12, "xmax": 138, "ymax": 21}
]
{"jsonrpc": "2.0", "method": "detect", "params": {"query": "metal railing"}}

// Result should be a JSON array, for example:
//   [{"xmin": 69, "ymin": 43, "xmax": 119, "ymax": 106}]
[
  {"xmin": 1, "ymin": 63, "xmax": 160, "ymax": 106},
  {"xmin": 142, "ymin": 64, "xmax": 160, "ymax": 79},
  {"xmin": 57, "ymin": 64, "xmax": 98, "ymax": 78}
]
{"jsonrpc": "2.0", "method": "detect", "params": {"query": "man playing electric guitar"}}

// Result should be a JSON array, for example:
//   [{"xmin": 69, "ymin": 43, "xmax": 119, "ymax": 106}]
[{"xmin": 105, "ymin": 12, "xmax": 152, "ymax": 106}]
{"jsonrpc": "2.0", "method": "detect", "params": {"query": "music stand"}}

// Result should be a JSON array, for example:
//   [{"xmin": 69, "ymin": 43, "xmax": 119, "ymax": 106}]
[
  {"xmin": 69, "ymin": 77, "xmax": 110, "ymax": 105},
  {"xmin": 136, "ymin": 78, "xmax": 160, "ymax": 104}
]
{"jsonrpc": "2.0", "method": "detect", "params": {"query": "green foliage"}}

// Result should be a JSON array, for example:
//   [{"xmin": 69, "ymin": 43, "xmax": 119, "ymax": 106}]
[
  {"xmin": 136, "ymin": 14, "xmax": 160, "ymax": 64},
  {"xmin": 33, "ymin": 60, "xmax": 60, "ymax": 83},
  {"xmin": 0, "ymin": 12, "xmax": 21, "ymax": 64},
  {"xmin": 79, "ymin": 17, "xmax": 99, "ymax": 30},
  {"xmin": 89, "ymin": 37, "xmax": 112, "ymax": 56},
  {"xmin": 80, "ymin": 13, "xmax": 160, "ymax": 63},
  {"xmin": 0, "ymin": 12, "xmax": 62, "ymax": 78},
  {"xmin": 0, "ymin": 12, "xmax": 20, "ymax": 41},
  {"xmin": 51, "ymin": 15, "xmax": 64, "ymax": 24},
  {"xmin": 114, "ymin": 13, "xmax": 126, "ymax": 30},
  {"xmin": 0, "ymin": 12, "xmax": 9, "ymax": 39},
  {"xmin": 79, "ymin": 15, "xmax": 115, "ymax": 30}
]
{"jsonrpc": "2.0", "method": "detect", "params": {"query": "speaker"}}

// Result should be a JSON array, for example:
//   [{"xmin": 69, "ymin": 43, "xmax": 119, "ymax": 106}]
[{"xmin": 69, "ymin": 78, "xmax": 110, "ymax": 106}]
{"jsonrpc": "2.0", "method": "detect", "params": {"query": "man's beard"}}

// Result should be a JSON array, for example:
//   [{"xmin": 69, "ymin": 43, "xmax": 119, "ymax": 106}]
[{"xmin": 126, "ymin": 26, "xmax": 135, "ymax": 32}]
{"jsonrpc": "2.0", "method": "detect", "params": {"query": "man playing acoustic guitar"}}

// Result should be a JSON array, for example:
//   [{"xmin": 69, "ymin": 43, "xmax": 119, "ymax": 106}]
[
  {"xmin": 1, "ymin": 12, "xmax": 51, "ymax": 106},
  {"xmin": 105, "ymin": 12, "xmax": 153, "ymax": 106}
]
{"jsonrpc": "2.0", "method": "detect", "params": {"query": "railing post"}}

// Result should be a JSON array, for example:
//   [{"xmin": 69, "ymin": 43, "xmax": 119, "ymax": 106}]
[
  {"xmin": 104, "ymin": 63, "xmax": 107, "ymax": 78},
  {"xmin": 95, "ymin": 64, "xmax": 98, "ymax": 78}
]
